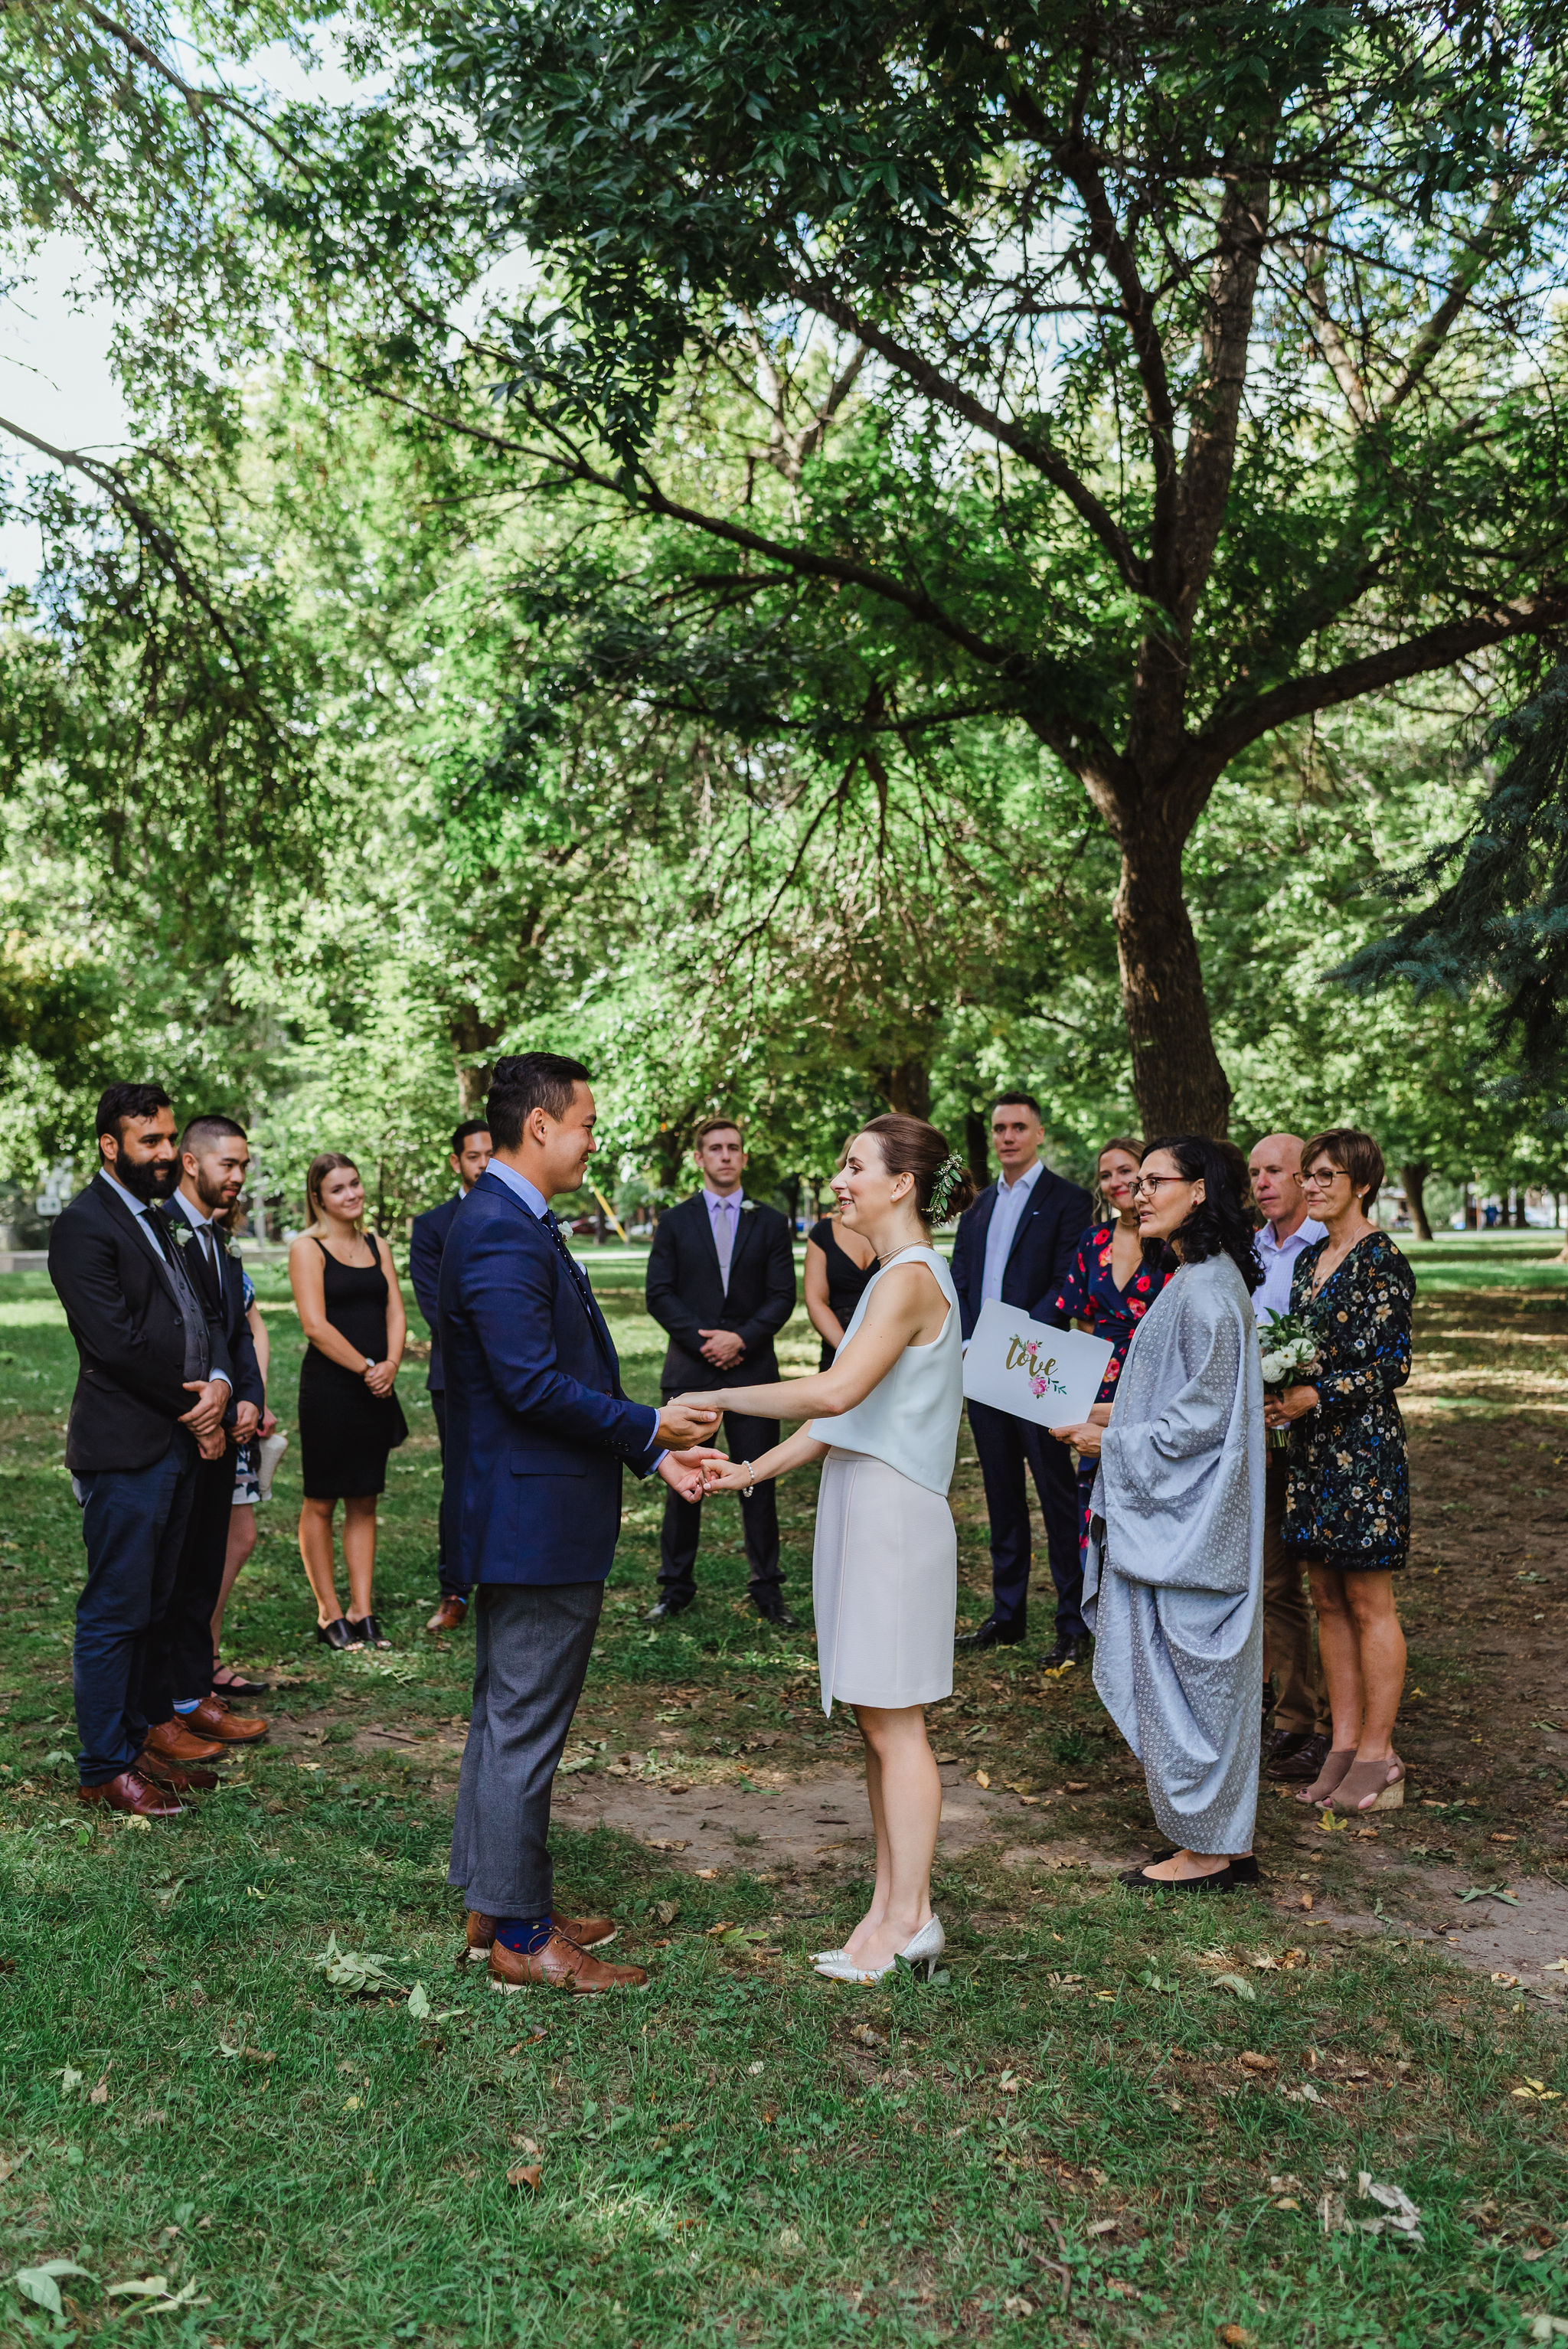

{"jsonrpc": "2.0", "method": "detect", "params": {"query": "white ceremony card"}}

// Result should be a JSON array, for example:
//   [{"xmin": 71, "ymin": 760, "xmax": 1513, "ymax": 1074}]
[{"xmin": 961, "ymin": 1298, "xmax": 1116, "ymax": 1430}]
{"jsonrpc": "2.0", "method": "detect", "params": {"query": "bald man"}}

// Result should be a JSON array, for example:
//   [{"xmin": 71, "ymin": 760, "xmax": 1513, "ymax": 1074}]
[{"xmin": 1248, "ymin": 1132, "xmax": 1329, "ymax": 1783}]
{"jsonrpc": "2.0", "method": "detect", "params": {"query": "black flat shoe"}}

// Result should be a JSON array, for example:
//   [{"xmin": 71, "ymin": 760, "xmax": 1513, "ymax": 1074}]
[
  {"xmin": 348, "ymin": 1615, "xmax": 392, "ymax": 1649},
  {"xmin": 753, "ymin": 1599, "xmax": 799, "ymax": 1629},
  {"xmin": 213, "ymin": 1668, "xmax": 270, "ymax": 1698},
  {"xmin": 1119, "ymin": 1855, "xmax": 1260, "ymax": 1896},
  {"xmin": 315, "ymin": 1618, "xmax": 355, "ymax": 1651},
  {"xmin": 1042, "ymin": 1633, "xmax": 1091, "ymax": 1668}
]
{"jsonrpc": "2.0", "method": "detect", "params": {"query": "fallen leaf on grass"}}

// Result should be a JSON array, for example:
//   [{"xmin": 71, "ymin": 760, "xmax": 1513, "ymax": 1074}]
[
  {"xmin": 1216, "ymin": 2326, "xmax": 1255, "ymax": 2345},
  {"xmin": 1356, "ymin": 2171, "xmax": 1424, "ymax": 2244},
  {"xmin": 407, "ymin": 1984, "xmax": 431, "ymax": 2021},
  {"xmin": 1086, "ymin": 2219, "xmax": 1118, "ymax": 2237},
  {"xmin": 107, "ymin": 2276, "xmax": 199, "ymax": 2308},
  {"xmin": 975, "ymin": 1770, "xmax": 991, "ymax": 1789},
  {"xmin": 506, "ymin": 2164, "xmax": 542, "ymax": 2191},
  {"xmin": 1457, "ymin": 1884, "xmax": 1521, "ymax": 1906},
  {"xmin": 1238, "ymin": 2052, "xmax": 1276, "ymax": 2073},
  {"xmin": 87, "ymin": 2079, "xmax": 109, "ymax": 2106},
  {"xmin": 850, "ymin": 2024, "xmax": 887, "ymax": 2050},
  {"xmin": 0, "ymin": 2150, "xmax": 28, "ymax": 2186},
  {"xmin": 645, "ymin": 1838, "xmax": 689, "ymax": 1852},
  {"xmin": 312, "ymin": 1932, "xmax": 399, "ymax": 1994},
  {"xmin": 1543, "ymin": 1959, "xmax": 1568, "ymax": 1974},
  {"xmin": 1285, "ymin": 2083, "xmax": 1328, "ymax": 2106},
  {"xmin": 998, "ymin": 2070, "xmax": 1023, "ymax": 2094},
  {"xmin": 1511, "ymin": 2079, "xmax": 1562, "ymax": 2102},
  {"xmin": 1001, "ymin": 2296, "xmax": 1035, "ymax": 2317},
  {"xmin": 57, "ymin": 2067, "xmax": 83, "ymax": 2098},
  {"xmin": 1065, "ymin": 1780, "xmax": 1090, "ymax": 1792},
  {"xmin": 14, "ymin": 2261, "xmax": 93, "ymax": 2315},
  {"xmin": 1212, "ymin": 1974, "xmax": 1256, "ymax": 2002},
  {"xmin": 694, "ymin": 1868, "xmax": 718, "ymax": 1881},
  {"xmin": 1528, "ymin": 2318, "xmax": 1568, "ymax": 2341},
  {"xmin": 653, "ymin": 1901, "xmax": 680, "ymax": 1926}
]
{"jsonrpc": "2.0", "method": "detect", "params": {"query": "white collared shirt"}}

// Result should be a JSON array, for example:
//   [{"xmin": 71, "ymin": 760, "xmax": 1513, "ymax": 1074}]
[
  {"xmin": 981, "ymin": 1157, "xmax": 1043, "ymax": 1305},
  {"xmin": 98, "ymin": 1168, "xmax": 230, "ymax": 1387},
  {"xmin": 1256, "ymin": 1214, "xmax": 1328, "ymax": 1321}
]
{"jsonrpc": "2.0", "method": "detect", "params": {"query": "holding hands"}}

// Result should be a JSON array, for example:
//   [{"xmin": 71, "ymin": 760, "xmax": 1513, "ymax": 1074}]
[{"xmin": 656, "ymin": 1447, "xmax": 728, "ymax": 1503}]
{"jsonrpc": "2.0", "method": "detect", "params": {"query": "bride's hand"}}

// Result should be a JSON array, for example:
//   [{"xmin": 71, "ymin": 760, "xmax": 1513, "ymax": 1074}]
[{"xmin": 701, "ymin": 1457, "xmax": 756, "ymax": 1495}]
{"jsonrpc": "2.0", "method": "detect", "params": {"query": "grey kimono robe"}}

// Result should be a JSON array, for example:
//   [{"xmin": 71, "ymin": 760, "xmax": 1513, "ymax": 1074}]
[{"xmin": 1083, "ymin": 1252, "xmax": 1265, "ymax": 1854}]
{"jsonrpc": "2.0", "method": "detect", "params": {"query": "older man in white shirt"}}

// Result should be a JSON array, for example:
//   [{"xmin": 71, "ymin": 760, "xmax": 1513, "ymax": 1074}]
[{"xmin": 1249, "ymin": 1132, "xmax": 1330, "ymax": 1782}]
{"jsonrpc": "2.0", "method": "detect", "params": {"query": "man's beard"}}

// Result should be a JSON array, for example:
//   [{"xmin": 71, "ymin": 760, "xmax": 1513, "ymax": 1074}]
[
  {"xmin": 116, "ymin": 1155, "xmax": 178, "ymax": 1203},
  {"xmin": 194, "ymin": 1168, "xmax": 240, "ymax": 1215}
]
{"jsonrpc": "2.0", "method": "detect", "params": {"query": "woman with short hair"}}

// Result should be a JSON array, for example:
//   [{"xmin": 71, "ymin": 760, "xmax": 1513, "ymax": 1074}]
[
  {"xmin": 288, "ymin": 1154, "xmax": 407, "ymax": 1648},
  {"xmin": 1054, "ymin": 1136, "xmax": 1266, "ymax": 1893},
  {"xmin": 1269, "ymin": 1127, "xmax": 1414, "ymax": 1815}
]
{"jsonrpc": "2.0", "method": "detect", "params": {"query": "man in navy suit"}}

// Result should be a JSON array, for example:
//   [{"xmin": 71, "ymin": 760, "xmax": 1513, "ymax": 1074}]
[
  {"xmin": 950, "ymin": 1092, "xmax": 1093, "ymax": 1661},
  {"xmin": 438, "ymin": 1052, "xmax": 721, "ymax": 1993},
  {"xmin": 409, "ymin": 1116, "xmax": 492, "ymax": 1632}
]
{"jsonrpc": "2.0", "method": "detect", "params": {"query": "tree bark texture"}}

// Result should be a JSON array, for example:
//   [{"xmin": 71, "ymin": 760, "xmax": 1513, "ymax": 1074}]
[
  {"xmin": 1111, "ymin": 823, "xmax": 1231, "ymax": 1139},
  {"xmin": 965, "ymin": 1109, "xmax": 990, "ymax": 1194},
  {"xmin": 1400, "ymin": 1161, "xmax": 1434, "ymax": 1243}
]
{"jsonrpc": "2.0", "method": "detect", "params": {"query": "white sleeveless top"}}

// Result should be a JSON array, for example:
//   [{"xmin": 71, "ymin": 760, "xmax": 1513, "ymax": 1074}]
[{"xmin": 821, "ymin": 1245, "xmax": 964, "ymax": 1495}]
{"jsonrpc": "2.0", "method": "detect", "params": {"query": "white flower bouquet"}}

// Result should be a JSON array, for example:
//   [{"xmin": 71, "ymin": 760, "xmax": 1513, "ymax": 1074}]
[{"xmin": 1257, "ymin": 1310, "xmax": 1318, "ymax": 1449}]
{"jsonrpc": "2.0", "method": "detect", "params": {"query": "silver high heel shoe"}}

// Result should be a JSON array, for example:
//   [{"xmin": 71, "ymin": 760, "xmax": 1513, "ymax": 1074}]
[{"xmin": 814, "ymin": 1916, "xmax": 945, "ymax": 1984}]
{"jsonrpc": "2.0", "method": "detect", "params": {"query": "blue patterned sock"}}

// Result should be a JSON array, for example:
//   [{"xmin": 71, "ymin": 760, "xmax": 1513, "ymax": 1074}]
[{"xmin": 495, "ymin": 1915, "xmax": 554, "ymax": 1954}]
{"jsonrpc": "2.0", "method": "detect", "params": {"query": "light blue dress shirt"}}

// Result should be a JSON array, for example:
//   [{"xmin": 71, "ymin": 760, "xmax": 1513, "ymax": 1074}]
[
  {"xmin": 1256, "ymin": 1214, "xmax": 1328, "ymax": 1322},
  {"xmin": 485, "ymin": 1159, "xmax": 661, "ymax": 1459},
  {"xmin": 981, "ymin": 1158, "xmax": 1044, "ymax": 1305}
]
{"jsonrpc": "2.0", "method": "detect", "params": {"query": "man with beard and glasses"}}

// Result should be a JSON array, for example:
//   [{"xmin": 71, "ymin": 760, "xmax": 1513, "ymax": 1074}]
[
  {"xmin": 142, "ymin": 1115, "xmax": 270, "ymax": 1780},
  {"xmin": 48, "ymin": 1084, "xmax": 236, "ymax": 1817}
]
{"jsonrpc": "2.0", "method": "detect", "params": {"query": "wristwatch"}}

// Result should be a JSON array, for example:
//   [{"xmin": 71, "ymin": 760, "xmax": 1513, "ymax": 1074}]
[{"xmin": 363, "ymin": 1357, "xmax": 377, "ymax": 1374}]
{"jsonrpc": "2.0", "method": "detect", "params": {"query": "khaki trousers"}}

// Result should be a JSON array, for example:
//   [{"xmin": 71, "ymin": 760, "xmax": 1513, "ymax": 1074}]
[{"xmin": 1263, "ymin": 1446, "xmax": 1328, "ymax": 1736}]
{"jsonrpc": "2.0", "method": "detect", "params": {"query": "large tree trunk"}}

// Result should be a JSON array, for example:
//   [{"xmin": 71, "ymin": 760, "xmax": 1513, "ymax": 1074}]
[
  {"xmin": 873, "ymin": 1058, "xmax": 931, "ymax": 1119},
  {"xmin": 965, "ymin": 1109, "xmax": 990, "ymax": 1194},
  {"xmin": 1111, "ymin": 823, "xmax": 1231, "ymax": 1139},
  {"xmin": 449, "ymin": 1005, "xmax": 504, "ymax": 1114},
  {"xmin": 1401, "ymin": 1161, "xmax": 1434, "ymax": 1243}
]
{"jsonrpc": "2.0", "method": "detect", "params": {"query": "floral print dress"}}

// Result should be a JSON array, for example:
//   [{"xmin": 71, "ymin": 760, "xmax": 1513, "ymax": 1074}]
[
  {"xmin": 1043, "ymin": 1222, "xmax": 1169, "ymax": 1548},
  {"xmin": 1282, "ymin": 1230, "xmax": 1415, "ymax": 1573}
]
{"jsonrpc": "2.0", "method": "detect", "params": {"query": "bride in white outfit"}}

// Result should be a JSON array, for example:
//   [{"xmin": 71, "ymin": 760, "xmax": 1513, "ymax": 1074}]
[{"xmin": 689, "ymin": 1114, "xmax": 972, "ymax": 1981}]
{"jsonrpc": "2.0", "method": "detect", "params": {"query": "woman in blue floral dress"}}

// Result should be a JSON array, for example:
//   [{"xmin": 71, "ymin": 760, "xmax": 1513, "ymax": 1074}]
[
  {"xmin": 1267, "ymin": 1129, "xmax": 1414, "ymax": 1818},
  {"xmin": 1043, "ymin": 1137, "xmax": 1170, "ymax": 1550}
]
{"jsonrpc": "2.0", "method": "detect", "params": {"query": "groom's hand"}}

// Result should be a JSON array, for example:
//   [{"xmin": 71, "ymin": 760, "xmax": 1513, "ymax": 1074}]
[
  {"xmin": 657, "ymin": 1446, "xmax": 727, "ymax": 1503},
  {"xmin": 656, "ymin": 1398, "xmax": 722, "ymax": 1447},
  {"xmin": 698, "ymin": 1328, "xmax": 745, "ymax": 1369}
]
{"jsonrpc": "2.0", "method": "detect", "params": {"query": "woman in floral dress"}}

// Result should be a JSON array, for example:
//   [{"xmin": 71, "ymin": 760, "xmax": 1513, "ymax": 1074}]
[
  {"xmin": 1267, "ymin": 1128, "xmax": 1415, "ymax": 1816},
  {"xmin": 1044, "ymin": 1137, "xmax": 1170, "ymax": 1550}
]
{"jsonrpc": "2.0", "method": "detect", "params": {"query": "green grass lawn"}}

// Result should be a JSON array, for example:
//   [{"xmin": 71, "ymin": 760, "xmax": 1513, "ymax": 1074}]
[{"xmin": 2, "ymin": 1247, "xmax": 1566, "ymax": 2347}]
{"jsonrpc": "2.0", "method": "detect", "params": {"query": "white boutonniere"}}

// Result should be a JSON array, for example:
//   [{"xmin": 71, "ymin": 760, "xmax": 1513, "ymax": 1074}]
[
  {"xmin": 171, "ymin": 1224, "xmax": 193, "ymax": 1249},
  {"xmin": 224, "ymin": 1233, "xmax": 243, "ymax": 1259},
  {"xmin": 739, "ymin": 1198, "xmax": 756, "ymax": 1213}
]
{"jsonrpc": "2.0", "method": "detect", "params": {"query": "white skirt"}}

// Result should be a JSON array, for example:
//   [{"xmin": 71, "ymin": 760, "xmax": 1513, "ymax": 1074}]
[{"xmin": 812, "ymin": 1447, "xmax": 956, "ymax": 1714}]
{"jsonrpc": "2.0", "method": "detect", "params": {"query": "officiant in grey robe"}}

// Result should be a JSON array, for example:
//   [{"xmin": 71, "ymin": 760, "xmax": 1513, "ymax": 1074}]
[{"xmin": 1055, "ymin": 1136, "xmax": 1266, "ymax": 1893}]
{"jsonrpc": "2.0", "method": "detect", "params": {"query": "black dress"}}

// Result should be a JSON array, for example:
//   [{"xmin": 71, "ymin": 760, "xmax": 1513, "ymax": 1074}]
[
  {"xmin": 1282, "ymin": 1230, "xmax": 1415, "ymax": 1573},
  {"xmin": 298, "ymin": 1237, "xmax": 408, "ymax": 1500},
  {"xmin": 807, "ymin": 1217, "xmax": 877, "ymax": 1367}
]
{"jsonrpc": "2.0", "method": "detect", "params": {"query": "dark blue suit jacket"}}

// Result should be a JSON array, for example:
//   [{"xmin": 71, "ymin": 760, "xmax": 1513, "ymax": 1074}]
[
  {"xmin": 436, "ymin": 1168, "xmax": 659, "ymax": 1586},
  {"xmin": 949, "ymin": 1165, "xmax": 1094, "ymax": 1342},
  {"xmin": 409, "ymin": 1191, "xmax": 461, "ymax": 1392}
]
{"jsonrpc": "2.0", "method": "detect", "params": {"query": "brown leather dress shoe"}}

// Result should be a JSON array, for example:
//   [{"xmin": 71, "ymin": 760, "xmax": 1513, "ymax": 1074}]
[
  {"xmin": 427, "ymin": 1594, "xmax": 469, "ymax": 1632},
  {"xmin": 465, "ymin": 1908, "xmax": 613, "ymax": 1954},
  {"xmin": 487, "ymin": 1930, "xmax": 647, "ymax": 1994},
  {"xmin": 78, "ymin": 1769, "xmax": 183, "ymax": 1818},
  {"xmin": 181, "ymin": 1694, "xmax": 268, "ymax": 1743},
  {"xmin": 145, "ymin": 1717, "xmax": 227, "ymax": 1764},
  {"xmin": 136, "ymin": 1749, "xmax": 220, "ymax": 1792},
  {"xmin": 1267, "ymin": 1730, "xmax": 1332, "ymax": 1782}
]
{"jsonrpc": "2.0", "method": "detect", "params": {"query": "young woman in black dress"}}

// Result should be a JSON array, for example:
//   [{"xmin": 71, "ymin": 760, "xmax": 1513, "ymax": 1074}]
[
  {"xmin": 804, "ymin": 1205, "xmax": 877, "ymax": 1367},
  {"xmin": 289, "ymin": 1154, "xmax": 408, "ymax": 1648}
]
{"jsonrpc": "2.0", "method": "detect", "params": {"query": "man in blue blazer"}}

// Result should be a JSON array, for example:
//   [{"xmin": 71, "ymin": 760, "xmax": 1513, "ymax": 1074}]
[
  {"xmin": 950, "ymin": 1092, "xmax": 1093, "ymax": 1662},
  {"xmin": 438, "ymin": 1052, "xmax": 720, "ymax": 1993},
  {"xmin": 408, "ymin": 1116, "xmax": 492, "ymax": 1632}
]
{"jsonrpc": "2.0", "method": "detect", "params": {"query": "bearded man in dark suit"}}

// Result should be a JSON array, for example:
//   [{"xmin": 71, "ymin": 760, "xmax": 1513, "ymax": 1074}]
[
  {"xmin": 47, "ymin": 1083, "xmax": 236, "ymax": 1817},
  {"xmin": 643, "ymin": 1118, "xmax": 799, "ymax": 1626},
  {"xmin": 950, "ymin": 1092, "xmax": 1093, "ymax": 1662}
]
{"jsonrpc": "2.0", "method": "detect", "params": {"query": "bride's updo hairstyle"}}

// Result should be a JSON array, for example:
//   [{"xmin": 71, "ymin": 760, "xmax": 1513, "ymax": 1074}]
[{"xmin": 860, "ymin": 1115, "xmax": 978, "ymax": 1227}]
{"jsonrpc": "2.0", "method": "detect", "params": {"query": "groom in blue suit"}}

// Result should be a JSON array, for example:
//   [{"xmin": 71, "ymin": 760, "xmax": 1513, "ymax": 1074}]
[{"xmin": 439, "ymin": 1051, "xmax": 721, "ymax": 1992}]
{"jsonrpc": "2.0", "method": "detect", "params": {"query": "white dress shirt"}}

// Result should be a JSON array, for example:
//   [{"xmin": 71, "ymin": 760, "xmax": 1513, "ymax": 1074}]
[
  {"xmin": 981, "ymin": 1158, "xmax": 1043, "ymax": 1305},
  {"xmin": 1255, "ymin": 1214, "xmax": 1328, "ymax": 1322},
  {"xmin": 486, "ymin": 1158, "xmax": 661, "ymax": 1460}
]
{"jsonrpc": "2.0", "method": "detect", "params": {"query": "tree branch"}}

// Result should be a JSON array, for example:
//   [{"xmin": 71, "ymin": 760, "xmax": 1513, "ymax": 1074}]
[
  {"xmin": 75, "ymin": 2, "xmax": 318, "ymax": 175},
  {"xmin": 1386, "ymin": 181, "xmax": 1520, "ymax": 413},
  {"xmin": 1299, "ymin": 234, "xmax": 1371, "ymax": 423},
  {"xmin": 1191, "ymin": 596, "xmax": 1568, "ymax": 782},
  {"xmin": 784, "ymin": 270, "xmax": 1145, "ymax": 592}
]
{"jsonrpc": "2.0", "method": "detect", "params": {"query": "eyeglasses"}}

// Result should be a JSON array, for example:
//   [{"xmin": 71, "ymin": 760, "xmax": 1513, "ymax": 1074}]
[
  {"xmin": 1300, "ymin": 1167, "xmax": 1344, "ymax": 1189},
  {"xmin": 1128, "ymin": 1173, "xmax": 1192, "ymax": 1200}
]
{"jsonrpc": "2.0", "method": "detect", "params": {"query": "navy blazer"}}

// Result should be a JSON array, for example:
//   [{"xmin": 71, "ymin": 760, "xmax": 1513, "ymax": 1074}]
[
  {"xmin": 949, "ymin": 1165, "xmax": 1094, "ymax": 1342},
  {"xmin": 436, "ymin": 1168, "xmax": 660, "ymax": 1586},
  {"xmin": 408, "ymin": 1191, "xmax": 461, "ymax": 1392}
]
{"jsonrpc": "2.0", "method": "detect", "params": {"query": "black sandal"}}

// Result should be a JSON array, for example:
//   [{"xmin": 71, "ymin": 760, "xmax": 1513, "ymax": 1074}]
[
  {"xmin": 315, "ymin": 1618, "xmax": 355, "ymax": 1651},
  {"xmin": 213, "ymin": 1667, "xmax": 270, "ymax": 1697},
  {"xmin": 348, "ymin": 1616, "xmax": 392, "ymax": 1649},
  {"xmin": 1120, "ymin": 1855, "xmax": 1260, "ymax": 1895}
]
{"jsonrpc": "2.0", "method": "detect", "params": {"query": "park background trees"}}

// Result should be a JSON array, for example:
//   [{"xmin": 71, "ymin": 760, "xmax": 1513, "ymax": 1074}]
[{"xmin": 0, "ymin": 0, "xmax": 1563, "ymax": 1227}]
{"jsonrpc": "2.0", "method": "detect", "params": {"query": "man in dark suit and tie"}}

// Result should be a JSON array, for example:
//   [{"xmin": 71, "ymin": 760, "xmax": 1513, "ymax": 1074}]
[
  {"xmin": 48, "ymin": 1083, "xmax": 237, "ymax": 1817},
  {"xmin": 950, "ymin": 1092, "xmax": 1093, "ymax": 1661},
  {"xmin": 149, "ymin": 1114, "xmax": 270, "ymax": 1770},
  {"xmin": 643, "ymin": 1118, "xmax": 799, "ymax": 1626},
  {"xmin": 438, "ymin": 1052, "xmax": 720, "ymax": 1992},
  {"xmin": 409, "ymin": 1116, "xmax": 492, "ymax": 1632}
]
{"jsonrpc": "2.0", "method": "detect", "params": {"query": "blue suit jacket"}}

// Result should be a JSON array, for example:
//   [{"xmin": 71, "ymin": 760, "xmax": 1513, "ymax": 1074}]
[
  {"xmin": 409, "ymin": 1191, "xmax": 461, "ymax": 1392},
  {"xmin": 949, "ymin": 1166, "xmax": 1094, "ymax": 1342},
  {"xmin": 436, "ymin": 1168, "xmax": 658, "ymax": 1586}
]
